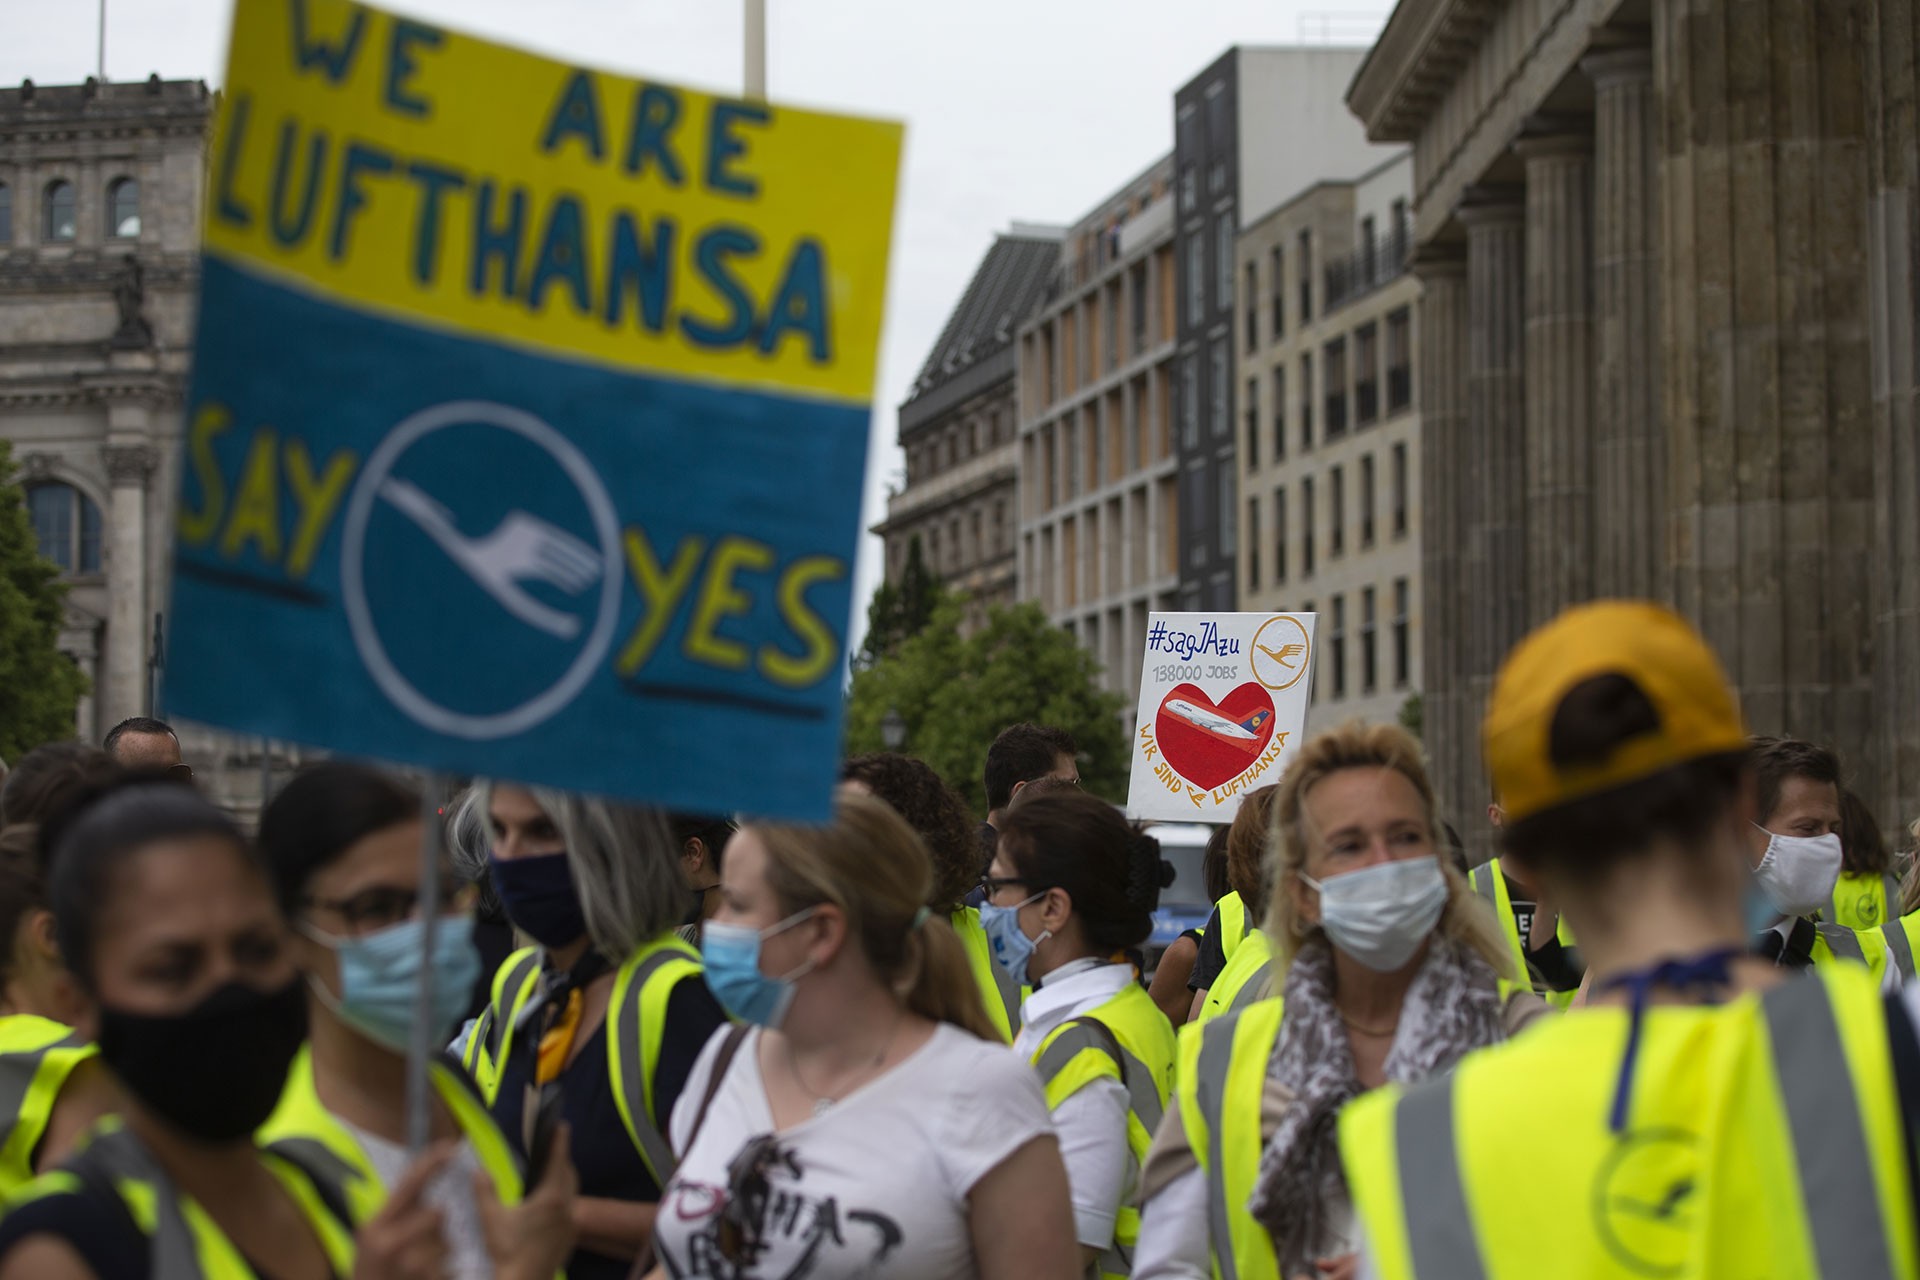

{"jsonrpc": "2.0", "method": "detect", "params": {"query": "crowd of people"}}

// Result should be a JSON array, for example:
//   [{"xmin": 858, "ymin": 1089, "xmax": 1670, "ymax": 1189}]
[{"xmin": 0, "ymin": 598, "xmax": 1914, "ymax": 1277}]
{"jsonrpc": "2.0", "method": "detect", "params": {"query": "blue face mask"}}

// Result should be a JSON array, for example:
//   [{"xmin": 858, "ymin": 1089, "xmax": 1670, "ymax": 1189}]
[
  {"xmin": 700, "ymin": 908, "xmax": 820, "ymax": 1028},
  {"xmin": 489, "ymin": 850, "xmax": 587, "ymax": 949},
  {"xmin": 304, "ymin": 915, "xmax": 482, "ymax": 1054},
  {"xmin": 979, "ymin": 892, "xmax": 1049, "ymax": 984}
]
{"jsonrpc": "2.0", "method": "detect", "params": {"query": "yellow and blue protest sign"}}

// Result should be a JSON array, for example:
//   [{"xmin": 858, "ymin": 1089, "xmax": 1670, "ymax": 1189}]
[{"xmin": 167, "ymin": 0, "xmax": 903, "ymax": 820}]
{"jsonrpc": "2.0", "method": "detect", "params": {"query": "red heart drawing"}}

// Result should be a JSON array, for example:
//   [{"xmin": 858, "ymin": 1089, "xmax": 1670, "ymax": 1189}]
[{"xmin": 1154, "ymin": 683, "xmax": 1279, "ymax": 792}]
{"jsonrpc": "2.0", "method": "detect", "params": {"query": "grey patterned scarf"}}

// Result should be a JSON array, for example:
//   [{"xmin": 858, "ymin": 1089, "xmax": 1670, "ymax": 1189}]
[{"xmin": 1246, "ymin": 934, "xmax": 1506, "ymax": 1270}]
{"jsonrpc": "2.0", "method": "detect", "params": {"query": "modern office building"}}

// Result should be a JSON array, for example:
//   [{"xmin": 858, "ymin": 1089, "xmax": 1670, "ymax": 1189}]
[
  {"xmin": 1236, "ymin": 150, "xmax": 1421, "ymax": 730},
  {"xmin": 875, "ymin": 226, "xmax": 1062, "ymax": 632},
  {"xmin": 0, "ymin": 77, "xmax": 293, "ymax": 818},
  {"xmin": 1170, "ymin": 46, "xmax": 1392, "ymax": 610},
  {"xmin": 1015, "ymin": 157, "xmax": 1179, "ymax": 711},
  {"xmin": 1348, "ymin": 0, "xmax": 1920, "ymax": 836}
]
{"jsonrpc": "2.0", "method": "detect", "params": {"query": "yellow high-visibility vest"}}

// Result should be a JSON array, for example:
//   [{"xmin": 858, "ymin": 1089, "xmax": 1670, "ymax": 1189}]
[{"xmin": 1169, "ymin": 996, "xmax": 1284, "ymax": 1280}]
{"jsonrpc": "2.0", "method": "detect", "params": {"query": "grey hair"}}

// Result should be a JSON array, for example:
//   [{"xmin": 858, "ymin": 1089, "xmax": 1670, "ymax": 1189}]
[
  {"xmin": 478, "ymin": 781, "xmax": 685, "ymax": 960},
  {"xmin": 445, "ymin": 786, "xmax": 500, "ymax": 914}
]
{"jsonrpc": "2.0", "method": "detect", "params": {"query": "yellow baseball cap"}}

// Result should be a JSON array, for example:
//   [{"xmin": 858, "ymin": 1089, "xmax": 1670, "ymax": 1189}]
[{"xmin": 1483, "ymin": 600, "xmax": 1748, "ymax": 822}]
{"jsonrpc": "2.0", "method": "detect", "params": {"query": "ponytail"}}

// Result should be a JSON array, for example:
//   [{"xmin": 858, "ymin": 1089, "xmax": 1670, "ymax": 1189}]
[{"xmin": 752, "ymin": 793, "xmax": 998, "ymax": 1039}]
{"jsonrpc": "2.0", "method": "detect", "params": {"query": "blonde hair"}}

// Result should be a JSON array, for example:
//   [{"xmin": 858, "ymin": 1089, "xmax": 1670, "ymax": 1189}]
[
  {"xmin": 1262, "ymin": 721, "xmax": 1514, "ymax": 981},
  {"xmin": 749, "ymin": 792, "xmax": 997, "ymax": 1039}
]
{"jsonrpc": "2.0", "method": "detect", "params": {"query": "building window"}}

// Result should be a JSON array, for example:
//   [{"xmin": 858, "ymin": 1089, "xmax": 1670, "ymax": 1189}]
[
  {"xmin": 1131, "ymin": 264, "xmax": 1150, "ymax": 356},
  {"xmin": 1045, "ymin": 326, "xmax": 1059, "ymax": 404},
  {"xmin": 0, "ymin": 183, "xmax": 11, "ymax": 244},
  {"xmin": 1205, "ymin": 83, "xmax": 1230, "ymax": 194},
  {"xmin": 1105, "ymin": 286, "xmax": 1120, "ymax": 371},
  {"xmin": 1330, "ymin": 464, "xmax": 1345, "ymax": 558},
  {"xmin": 1393, "ymin": 577, "xmax": 1410, "ymax": 687},
  {"xmin": 1215, "ymin": 217, "xmax": 1233, "ymax": 312},
  {"xmin": 1209, "ymin": 345, "xmax": 1228, "ymax": 438},
  {"xmin": 1360, "ymin": 215, "xmax": 1377, "ymax": 287},
  {"xmin": 1245, "ymin": 377, "xmax": 1260, "ymax": 470},
  {"xmin": 1361, "ymin": 586, "xmax": 1378, "ymax": 693},
  {"xmin": 1244, "ymin": 263, "xmax": 1258, "ymax": 352},
  {"xmin": 1392, "ymin": 443, "xmax": 1408, "ymax": 537},
  {"xmin": 1218, "ymin": 466, "xmax": 1236, "ymax": 554},
  {"xmin": 1386, "ymin": 307, "xmax": 1413, "ymax": 414},
  {"xmin": 107, "ymin": 177, "xmax": 140, "ymax": 238},
  {"xmin": 1180, "ymin": 166, "xmax": 1197, "ymax": 214},
  {"xmin": 993, "ymin": 500, "xmax": 1006, "ymax": 555},
  {"xmin": 1297, "ymin": 229, "xmax": 1313, "ymax": 324},
  {"xmin": 1273, "ymin": 366, "xmax": 1287, "ymax": 461},
  {"xmin": 1270, "ymin": 246, "xmax": 1285, "ymax": 338},
  {"xmin": 1360, "ymin": 453, "xmax": 1376, "ymax": 548},
  {"xmin": 28, "ymin": 482, "xmax": 103, "ymax": 575},
  {"xmin": 1247, "ymin": 496, "xmax": 1261, "ymax": 588},
  {"xmin": 1355, "ymin": 322, "xmax": 1379, "ymax": 426},
  {"xmin": 1300, "ymin": 353, "xmax": 1314, "ymax": 451},
  {"xmin": 1043, "ymin": 426, "xmax": 1058, "ymax": 507},
  {"xmin": 1186, "ymin": 467, "xmax": 1207, "ymax": 568},
  {"xmin": 1391, "ymin": 199, "xmax": 1410, "ymax": 254},
  {"xmin": 1274, "ymin": 486, "xmax": 1288, "ymax": 585},
  {"xmin": 1065, "ymin": 416, "xmax": 1080, "ymax": 499},
  {"xmin": 1324, "ymin": 338, "xmax": 1348, "ymax": 439},
  {"xmin": 1181, "ymin": 355, "xmax": 1199, "ymax": 448},
  {"xmin": 1331, "ymin": 594, "xmax": 1347, "ymax": 699},
  {"xmin": 1302, "ymin": 476, "xmax": 1316, "ymax": 577},
  {"xmin": 44, "ymin": 180, "xmax": 76, "ymax": 242},
  {"xmin": 1187, "ymin": 236, "xmax": 1205, "ymax": 326}
]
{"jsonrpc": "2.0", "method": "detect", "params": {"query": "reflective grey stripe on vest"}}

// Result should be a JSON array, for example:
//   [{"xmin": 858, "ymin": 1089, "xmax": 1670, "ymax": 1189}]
[
  {"xmin": 0, "ymin": 1034, "xmax": 83, "ymax": 1157},
  {"xmin": 1816, "ymin": 923, "xmax": 1867, "ymax": 964},
  {"xmin": 489, "ymin": 950, "xmax": 542, "ymax": 1065},
  {"xmin": 1192, "ymin": 1012, "xmax": 1242, "ymax": 1280},
  {"xmin": 611, "ymin": 949, "xmax": 689, "ymax": 1185},
  {"xmin": 73, "ymin": 1127, "xmax": 208, "ymax": 1277},
  {"xmin": 1392, "ymin": 1080, "xmax": 1489, "ymax": 1280},
  {"xmin": 1033, "ymin": 1019, "xmax": 1165, "ymax": 1137},
  {"xmin": 988, "ymin": 947, "xmax": 1022, "ymax": 1029},
  {"xmin": 1883, "ymin": 921, "xmax": 1916, "ymax": 981},
  {"xmin": 1471, "ymin": 864, "xmax": 1496, "ymax": 909},
  {"xmin": 1229, "ymin": 961, "xmax": 1273, "ymax": 1014},
  {"xmin": 264, "ymin": 1136, "xmax": 365, "ymax": 1217},
  {"xmin": 1761, "ymin": 973, "xmax": 1895, "ymax": 1276}
]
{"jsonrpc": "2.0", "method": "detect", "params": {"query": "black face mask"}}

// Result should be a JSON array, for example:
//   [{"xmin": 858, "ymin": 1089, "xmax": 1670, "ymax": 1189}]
[{"xmin": 96, "ymin": 977, "xmax": 307, "ymax": 1143}]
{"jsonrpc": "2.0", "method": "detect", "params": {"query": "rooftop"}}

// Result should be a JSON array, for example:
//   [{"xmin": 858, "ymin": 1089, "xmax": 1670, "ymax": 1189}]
[
  {"xmin": 0, "ymin": 77, "xmax": 212, "ymax": 128},
  {"xmin": 902, "ymin": 229, "xmax": 1063, "ymax": 412}
]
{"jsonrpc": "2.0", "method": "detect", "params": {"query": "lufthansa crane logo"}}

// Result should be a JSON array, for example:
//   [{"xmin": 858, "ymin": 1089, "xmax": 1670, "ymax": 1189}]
[
  {"xmin": 340, "ymin": 401, "xmax": 624, "ymax": 740},
  {"xmin": 1250, "ymin": 614, "xmax": 1312, "ymax": 692},
  {"xmin": 1592, "ymin": 1127, "xmax": 1700, "ymax": 1278}
]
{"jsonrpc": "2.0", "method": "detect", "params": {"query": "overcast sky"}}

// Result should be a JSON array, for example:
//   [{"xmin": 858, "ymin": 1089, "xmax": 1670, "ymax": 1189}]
[{"xmin": 3, "ymin": 0, "xmax": 1383, "ymax": 643}]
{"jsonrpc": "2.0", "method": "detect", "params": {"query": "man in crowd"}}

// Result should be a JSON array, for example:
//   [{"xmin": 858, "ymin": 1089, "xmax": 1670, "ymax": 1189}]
[
  {"xmin": 101, "ymin": 716, "xmax": 191, "ymax": 778},
  {"xmin": 978, "ymin": 723, "xmax": 1078, "ymax": 858},
  {"xmin": 1747, "ymin": 736, "xmax": 1847, "ymax": 967}
]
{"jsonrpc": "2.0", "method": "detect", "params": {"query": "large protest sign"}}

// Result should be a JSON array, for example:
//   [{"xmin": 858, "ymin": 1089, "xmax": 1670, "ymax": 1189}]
[
  {"xmin": 167, "ymin": 0, "xmax": 902, "ymax": 820},
  {"xmin": 1126, "ymin": 612, "xmax": 1317, "ymax": 823}
]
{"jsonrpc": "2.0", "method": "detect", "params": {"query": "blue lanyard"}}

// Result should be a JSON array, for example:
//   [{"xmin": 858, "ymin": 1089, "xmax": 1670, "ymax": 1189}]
[{"xmin": 1595, "ymin": 947, "xmax": 1744, "ymax": 1133}]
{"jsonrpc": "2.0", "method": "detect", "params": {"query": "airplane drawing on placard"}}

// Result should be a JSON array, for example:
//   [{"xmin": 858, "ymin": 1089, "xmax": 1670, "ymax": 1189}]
[
  {"xmin": 379, "ymin": 477, "xmax": 600, "ymax": 641},
  {"xmin": 1165, "ymin": 700, "xmax": 1271, "ymax": 751}
]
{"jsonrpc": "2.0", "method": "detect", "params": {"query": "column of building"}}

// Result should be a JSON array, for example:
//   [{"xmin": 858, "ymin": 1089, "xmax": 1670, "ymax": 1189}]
[
  {"xmin": 1656, "ymin": 0, "xmax": 1876, "ymax": 753},
  {"xmin": 1519, "ymin": 133, "xmax": 1594, "ymax": 625},
  {"xmin": 1586, "ymin": 47, "xmax": 1664, "ymax": 602},
  {"xmin": 1413, "ymin": 249, "xmax": 1471, "ymax": 827},
  {"xmin": 102, "ymin": 438, "xmax": 154, "ymax": 729}
]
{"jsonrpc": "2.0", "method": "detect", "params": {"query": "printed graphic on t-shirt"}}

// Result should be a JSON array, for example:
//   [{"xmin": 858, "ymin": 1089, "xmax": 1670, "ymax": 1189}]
[{"xmin": 659, "ymin": 1156, "xmax": 908, "ymax": 1279}]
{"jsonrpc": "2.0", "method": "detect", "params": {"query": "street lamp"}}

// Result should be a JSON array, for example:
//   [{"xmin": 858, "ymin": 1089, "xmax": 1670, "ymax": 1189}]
[{"xmin": 881, "ymin": 706, "xmax": 907, "ymax": 751}]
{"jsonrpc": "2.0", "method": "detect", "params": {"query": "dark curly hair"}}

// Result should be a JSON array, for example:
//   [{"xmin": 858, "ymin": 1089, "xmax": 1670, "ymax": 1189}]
[{"xmin": 840, "ymin": 753, "xmax": 982, "ymax": 913}]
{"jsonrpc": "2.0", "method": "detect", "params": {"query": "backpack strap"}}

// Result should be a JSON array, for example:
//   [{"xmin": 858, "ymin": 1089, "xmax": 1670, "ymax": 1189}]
[{"xmin": 679, "ymin": 1025, "xmax": 751, "ymax": 1160}]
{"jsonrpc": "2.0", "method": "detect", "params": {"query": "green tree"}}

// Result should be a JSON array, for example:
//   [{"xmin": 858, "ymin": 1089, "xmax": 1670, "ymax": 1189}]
[
  {"xmin": 1398, "ymin": 692, "xmax": 1423, "ymax": 741},
  {"xmin": 855, "ymin": 535, "xmax": 945, "ymax": 669},
  {"xmin": 846, "ymin": 597, "xmax": 1129, "ymax": 814},
  {"xmin": 0, "ymin": 442, "xmax": 88, "ymax": 761}
]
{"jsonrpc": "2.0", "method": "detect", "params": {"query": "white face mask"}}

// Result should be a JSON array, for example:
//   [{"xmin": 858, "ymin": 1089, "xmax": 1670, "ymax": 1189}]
[
  {"xmin": 1300, "ymin": 855, "xmax": 1450, "ymax": 973},
  {"xmin": 1751, "ymin": 826, "xmax": 1844, "ymax": 919}
]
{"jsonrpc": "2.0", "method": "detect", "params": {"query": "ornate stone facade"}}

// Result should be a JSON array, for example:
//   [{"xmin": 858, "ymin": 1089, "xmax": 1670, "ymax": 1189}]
[{"xmin": 1350, "ymin": 0, "xmax": 1920, "ymax": 842}]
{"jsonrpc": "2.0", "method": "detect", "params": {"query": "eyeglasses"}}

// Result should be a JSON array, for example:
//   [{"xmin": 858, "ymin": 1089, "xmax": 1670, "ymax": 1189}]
[
  {"xmin": 717, "ymin": 1132, "xmax": 787, "ymax": 1264},
  {"xmin": 304, "ymin": 877, "xmax": 475, "ymax": 935},
  {"xmin": 977, "ymin": 875, "xmax": 1054, "ymax": 902}
]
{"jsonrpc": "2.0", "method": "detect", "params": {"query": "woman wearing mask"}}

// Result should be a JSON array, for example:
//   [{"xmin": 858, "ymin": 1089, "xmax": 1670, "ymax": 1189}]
[
  {"xmin": 256, "ymin": 762, "xmax": 577, "ymax": 1280},
  {"xmin": 464, "ymin": 784, "xmax": 727, "ymax": 1279},
  {"xmin": 0, "ymin": 826, "xmax": 114, "ymax": 1195},
  {"xmin": 647, "ymin": 791, "xmax": 1080, "ymax": 1279},
  {"xmin": 1134, "ymin": 723, "xmax": 1524, "ymax": 1280},
  {"xmin": 984, "ymin": 791, "xmax": 1178, "ymax": 1276},
  {"xmin": 839, "ymin": 753, "xmax": 1021, "ymax": 1041},
  {"xmin": 0, "ymin": 779, "xmax": 446, "ymax": 1280}
]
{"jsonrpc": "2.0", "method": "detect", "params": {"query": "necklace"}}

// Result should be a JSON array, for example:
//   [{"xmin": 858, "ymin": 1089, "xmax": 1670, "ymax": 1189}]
[
  {"xmin": 1341, "ymin": 1013, "xmax": 1399, "ymax": 1038},
  {"xmin": 786, "ymin": 1017, "xmax": 899, "ymax": 1117}
]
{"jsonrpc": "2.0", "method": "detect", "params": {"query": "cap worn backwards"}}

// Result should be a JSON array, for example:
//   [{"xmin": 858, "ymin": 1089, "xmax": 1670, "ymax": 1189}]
[{"xmin": 1483, "ymin": 600, "xmax": 1748, "ymax": 823}]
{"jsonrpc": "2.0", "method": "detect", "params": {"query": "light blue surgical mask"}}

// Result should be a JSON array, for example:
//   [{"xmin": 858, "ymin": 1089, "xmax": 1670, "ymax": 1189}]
[
  {"xmin": 980, "ymin": 891, "xmax": 1050, "ymax": 984},
  {"xmin": 303, "ymin": 915, "xmax": 481, "ymax": 1053},
  {"xmin": 1300, "ymin": 856, "xmax": 1449, "ymax": 972},
  {"xmin": 700, "ymin": 907, "xmax": 819, "ymax": 1028}
]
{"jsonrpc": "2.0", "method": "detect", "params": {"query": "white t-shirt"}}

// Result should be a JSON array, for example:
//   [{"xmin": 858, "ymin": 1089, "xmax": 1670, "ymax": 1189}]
[
  {"xmin": 1012, "ymin": 959, "xmax": 1138, "ymax": 1251},
  {"xmin": 339, "ymin": 1120, "xmax": 491, "ymax": 1280},
  {"xmin": 655, "ymin": 1021, "xmax": 1057, "ymax": 1279}
]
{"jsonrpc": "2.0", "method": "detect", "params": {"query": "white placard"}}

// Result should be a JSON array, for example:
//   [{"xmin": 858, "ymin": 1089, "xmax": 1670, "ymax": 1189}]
[{"xmin": 1125, "ymin": 612, "xmax": 1318, "ymax": 823}]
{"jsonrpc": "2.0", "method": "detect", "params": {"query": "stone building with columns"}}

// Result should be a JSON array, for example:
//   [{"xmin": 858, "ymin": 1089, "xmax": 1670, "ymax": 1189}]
[
  {"xmin": 1348, "ymin": 0, "xmax": 1920, "ymax": 842},
  {"xmin": 0, "ymin": 78, "xmax": 293, "ymax": 819}
]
